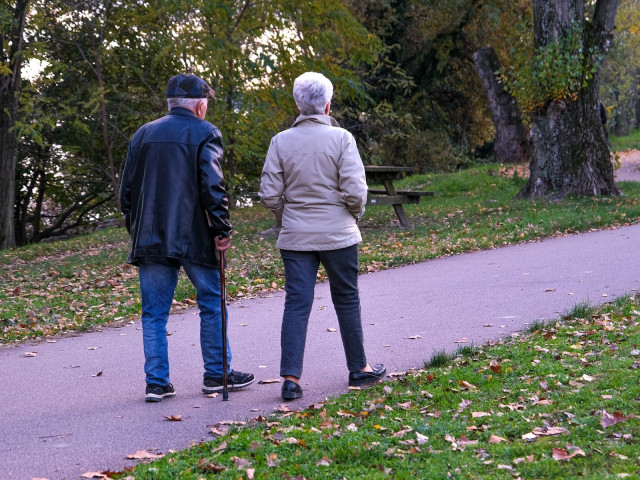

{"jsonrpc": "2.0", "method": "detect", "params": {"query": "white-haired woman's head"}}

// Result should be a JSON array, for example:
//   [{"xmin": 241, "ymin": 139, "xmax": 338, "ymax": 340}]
[{"xmin": 293, "ymin": 72, "xmax": 333, "ymax": 115}]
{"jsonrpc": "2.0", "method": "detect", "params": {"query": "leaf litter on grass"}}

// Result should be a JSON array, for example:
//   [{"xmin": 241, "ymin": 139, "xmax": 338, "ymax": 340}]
[{"xmin": 117, "ymin": 293, "xmax": 640, "ymax": 479}]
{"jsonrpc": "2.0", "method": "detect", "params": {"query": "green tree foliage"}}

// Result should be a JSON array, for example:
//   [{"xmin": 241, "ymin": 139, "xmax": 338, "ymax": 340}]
[
  {"xmin": 600, "ymin": 0, "xmax": 640, "ymax": 136},
  {"xmin": 343, "ymin": 0, "xmax": 532, "ymax": 172},
  {"xmin": 160, "ymin": 0, "xmax": 378, "ymax": 194}
]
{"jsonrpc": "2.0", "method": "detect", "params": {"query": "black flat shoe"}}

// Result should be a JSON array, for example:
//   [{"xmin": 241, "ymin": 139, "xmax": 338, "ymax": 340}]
[
  {"xmin": 282, "ymin": 380, "xmax": 303, "ymax": 400},
  {"xmin": 348, "ymin": 364, "xmax": 386, "ymax": 387}
]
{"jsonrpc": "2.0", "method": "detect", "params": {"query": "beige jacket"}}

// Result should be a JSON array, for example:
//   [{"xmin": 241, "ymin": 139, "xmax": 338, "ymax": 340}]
[{"xmin": 259, "ymin": 114, "xmax": 367, "ymax": 251}]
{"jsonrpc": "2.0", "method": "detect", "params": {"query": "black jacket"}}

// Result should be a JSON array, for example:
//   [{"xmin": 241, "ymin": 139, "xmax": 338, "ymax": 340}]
[{"xmin": 120, "ymin": 108, "xmax": 232, "ymax": 267}]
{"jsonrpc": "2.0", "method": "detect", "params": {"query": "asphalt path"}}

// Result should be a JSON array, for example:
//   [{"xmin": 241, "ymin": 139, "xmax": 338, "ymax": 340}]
[{"xmin": 2, "ymin": 223, "xmax": 640, "ymax": 479}]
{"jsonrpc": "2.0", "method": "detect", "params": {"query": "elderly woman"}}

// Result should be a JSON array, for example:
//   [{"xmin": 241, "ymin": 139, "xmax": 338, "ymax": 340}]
[{"xmin": 259, "ymin": 72, "xmax": 386, "ymax": 400}]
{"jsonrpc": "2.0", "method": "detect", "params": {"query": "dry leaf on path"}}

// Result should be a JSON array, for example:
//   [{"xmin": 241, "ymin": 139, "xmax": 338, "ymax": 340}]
[
  {"xmin": 80, "ymin": 473, "xmax": 111, "ymax": 479},
  {"xmin": 164, "ymin": 415, "xmax": 182, "ymax": 421},
  {"xmin": 258, "ymin": 379, "xmax": 281, "ymax": 384},
  {"xmin": 126, "ymin": 450, "xmax": 163, "ymax": 460}
]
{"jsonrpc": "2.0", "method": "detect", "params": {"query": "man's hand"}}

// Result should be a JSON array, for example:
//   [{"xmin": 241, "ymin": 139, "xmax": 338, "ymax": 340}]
[{"xmin": 215, "ymin": 235, "xmax": 232, "ymax": 252}]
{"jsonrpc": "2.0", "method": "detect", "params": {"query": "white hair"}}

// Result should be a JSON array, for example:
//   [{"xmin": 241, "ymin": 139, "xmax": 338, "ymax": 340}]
[
  {"xmin": 293, "ymin": 72, "xmax": 333, "ymax": 115},
  {"xmin": 167, "ymin": 97, "xmax": 206, "ymax": 111}
]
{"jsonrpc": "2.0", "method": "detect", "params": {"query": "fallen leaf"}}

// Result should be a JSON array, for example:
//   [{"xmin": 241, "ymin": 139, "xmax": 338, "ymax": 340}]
[
  {"xmin": 246, "ymin": 468, "xmax": 255, "ymax": 479},
  {"xmin": 211, "ymin": 441, "xmax": 227, "ymax": 454},
  {"xmin": 532, "ymin": 426, "xmax": 569, "ymax": 436},
  {"xmin": 416, "ymin": 432, "xmax": 429, "ymax": 445},
  {"xmin": 232, "ymin": 456, "xmax": 251, "ymax": 469},
  {"xmin": 408, "ymin": 335, "xmax": 422, "ymax": 340},
  {"xmin": 459, "ymin": 380, "xmax": 477, "ymax": 390},
  {"xmin": 274, "ymin": 404, "xmax": 295, "ymax": 413},
  {"xmin": 455, "ymin": 338, "xmax": 468, "ymax": 343},
  {"xmin": 521, "ymin": 432, "xmax": 538, "ymax": 442},
  {"xmin": 601, "ymin": 410, "xmax": 633, "ymax": 428},
  {"xmin": 472, "ymin": 412, "xmax": 491, "ymax": 418},
  {"xmin": 23, "ymin": 352, "xmax": 37, "ymax": 357},
  {"xmin": 552, "ymin": 447, "xmax": 586, "ymax": 461},
  {"xmin": 396, "ymin": 401, "xmax": 412, "ymax": 410},
  {"xmin": 164, "ymin": 415, "xmax": 182, "ymax": 421},
  {"xmin": 197, "ymin": 458, "xmax": 225, "ymax": 472},
  {"xmin": 327, "ymin": 328, "xmax": 337, "ymax": 332},
  {"xmin": 80, "ymin": 473, "xmax": 111, "ymax": 479},
  {"xmin": 317, "ymin": 457, "xmax": 332, "ymax": 466},
  {"xmin": 489, "ymin": 435, "xmax": 508, "ymax": 444},
  {"xmin": 92, "ymin": 371, "xmax": 103, "ymax": 377},
  {"xmin": 258, "ymin": 379, "xmax": 281, "ymax": 384},
  {"xmin": 206, "ymin": 392, "xmax": 219, "ymax": 398},
  {"xmin": 126, "ymin": 450, "xmax": 163, "ymax": 460}
]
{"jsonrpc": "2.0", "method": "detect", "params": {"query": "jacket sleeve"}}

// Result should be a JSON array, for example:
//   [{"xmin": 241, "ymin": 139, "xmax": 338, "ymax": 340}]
[
  {"xmin": 338, "ymin": 132, "xmax": 368, "ymax": 219},
  {"xmin": 199, "ymin": 127, "xmax": 233, "ymax": 238},
  {"xmin": 259, "ymin": 136, "xmax": 284, "ymax": 220}
]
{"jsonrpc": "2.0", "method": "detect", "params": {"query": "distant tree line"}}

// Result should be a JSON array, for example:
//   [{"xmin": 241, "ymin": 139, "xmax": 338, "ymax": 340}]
[{"xmin": 0, "ymin": 0, "xmax": 635, "ymax": 248}]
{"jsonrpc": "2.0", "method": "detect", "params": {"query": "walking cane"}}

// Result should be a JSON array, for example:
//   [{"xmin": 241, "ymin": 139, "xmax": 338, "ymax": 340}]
[{"xmin": 219, "ymin": 248, "xmax": 229, "ymax": 401}]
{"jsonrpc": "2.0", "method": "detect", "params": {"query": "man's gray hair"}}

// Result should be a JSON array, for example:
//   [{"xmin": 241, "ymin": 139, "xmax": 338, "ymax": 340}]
[
  {"xmin": 293, "ymin": 72, "xmax": 333, "ymax": 115},
  {"xmin": 167, "ymin": 97, "xmax": 206, "ymax": 111}
]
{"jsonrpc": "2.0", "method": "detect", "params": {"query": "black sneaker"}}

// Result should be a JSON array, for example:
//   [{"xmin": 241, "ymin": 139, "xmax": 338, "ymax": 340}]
[
  {"xmin": 145, "ymin": 383, "xmax": 176, "ymax": 402},
  {"xmin": 202, "ymin": 370, "xmax": 255, "ymax": 393}
]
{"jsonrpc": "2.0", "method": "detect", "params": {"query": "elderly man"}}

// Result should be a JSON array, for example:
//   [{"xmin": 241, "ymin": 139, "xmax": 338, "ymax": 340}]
[
  {"xmin": 259, "ymin": 72, "xmax": 386, "ymax": 401},
  {"xmin": 120, "ymin": 73, "xmax": 254, "ymax": 402}
]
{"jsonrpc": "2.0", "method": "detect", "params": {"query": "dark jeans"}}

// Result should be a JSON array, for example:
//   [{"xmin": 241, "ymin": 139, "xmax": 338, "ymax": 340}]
[{"xmin": 280, "ymin": 244, "xmax": 367, "ymax": 378}]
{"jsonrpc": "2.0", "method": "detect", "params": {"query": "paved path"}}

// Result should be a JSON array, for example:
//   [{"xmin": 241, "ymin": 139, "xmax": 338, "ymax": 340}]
[{"xmin": 2, "ymin": 224, "xmax": 640, "ymax": 480}]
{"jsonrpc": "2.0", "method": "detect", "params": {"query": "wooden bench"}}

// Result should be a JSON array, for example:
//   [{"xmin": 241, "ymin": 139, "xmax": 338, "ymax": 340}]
[{"xmin": 366, "ymin": 189, "xmax": 434, "ymax": 205}]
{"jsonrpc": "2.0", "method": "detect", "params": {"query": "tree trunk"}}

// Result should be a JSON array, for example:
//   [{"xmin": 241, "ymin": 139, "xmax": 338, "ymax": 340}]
[
  {"xmin": 473, "ymin": 46, "xmax": 531, "ymax": 164},
  {"xmin": 518, "ymin": 0, "xmax": 620, "ymax": 199},
  {"xmin": 0, "ymin": 0, "xmax": 29, "ymax": 250},
  {"xmin": 635, "ymin": 68, "xmax": 640, "ymax": 131}
]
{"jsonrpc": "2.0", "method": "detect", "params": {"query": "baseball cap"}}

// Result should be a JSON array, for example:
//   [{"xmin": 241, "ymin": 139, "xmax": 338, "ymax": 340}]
[{"xmin": 165, "ymin": 73, "xmax": 215, "ymax": 98}]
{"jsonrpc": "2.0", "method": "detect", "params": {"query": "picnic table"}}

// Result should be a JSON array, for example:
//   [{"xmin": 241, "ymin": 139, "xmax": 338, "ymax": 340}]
[{"xmin": 365, "ymin": 166, "xmax": 433, "ymax": 228}]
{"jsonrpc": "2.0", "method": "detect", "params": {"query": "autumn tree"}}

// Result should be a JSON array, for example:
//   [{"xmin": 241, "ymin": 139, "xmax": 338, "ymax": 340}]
[{"xmin": 501, "ymin": 0, "xmax": 620, "ymax": 199}]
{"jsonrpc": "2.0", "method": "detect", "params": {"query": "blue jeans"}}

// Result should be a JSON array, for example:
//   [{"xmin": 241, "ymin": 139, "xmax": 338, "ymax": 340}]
[
  {"xmin": 138, "ymin": 259, "xmax": 231, "ymax": 386},
  {"xmin": 280, "ymin": 245, "xmax": 367, "ymax": 378}
]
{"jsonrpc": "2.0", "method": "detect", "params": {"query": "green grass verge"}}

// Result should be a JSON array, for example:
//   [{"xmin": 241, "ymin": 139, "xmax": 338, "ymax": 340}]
[
  {"xmin": 2, "ymin": 164, "xmax": 640, "ymax": 343},
  {"xmin": 611, "ymin": 129, "xmax": 640, "ymax": 152},
  {"xmin": 113, "ymin": 293, "xmax": 640, "ymax": 479}
]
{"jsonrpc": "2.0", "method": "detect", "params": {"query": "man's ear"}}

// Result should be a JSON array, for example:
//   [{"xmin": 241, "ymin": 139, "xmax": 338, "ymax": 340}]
[{"xmin": 324, "ymin": 102, "xmax": 331, "ymax": 115}]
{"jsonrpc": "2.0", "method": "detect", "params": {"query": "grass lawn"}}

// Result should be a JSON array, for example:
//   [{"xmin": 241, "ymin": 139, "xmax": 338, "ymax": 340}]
[
  {"xmin": 115, "ymin": 295, "xmax": 640, "ymax": 479},
  {"xmin": 2, "ymin": 164, "xmax": 640, "ymax": 343}
]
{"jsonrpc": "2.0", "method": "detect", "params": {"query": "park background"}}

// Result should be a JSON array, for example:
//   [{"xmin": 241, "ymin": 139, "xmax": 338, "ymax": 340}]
[{"xmin": 2, "ymin": 0, "xmax": 640, "ymax": 250}]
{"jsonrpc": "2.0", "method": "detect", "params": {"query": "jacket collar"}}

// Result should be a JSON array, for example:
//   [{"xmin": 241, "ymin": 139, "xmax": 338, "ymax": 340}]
[
  {"xmin": 292, "ymin": 114, "xmax": 340, "ymax": 128},
  {"xmin": 168, "ymin": 107, "xmax": 198, "ymax": 118}
]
